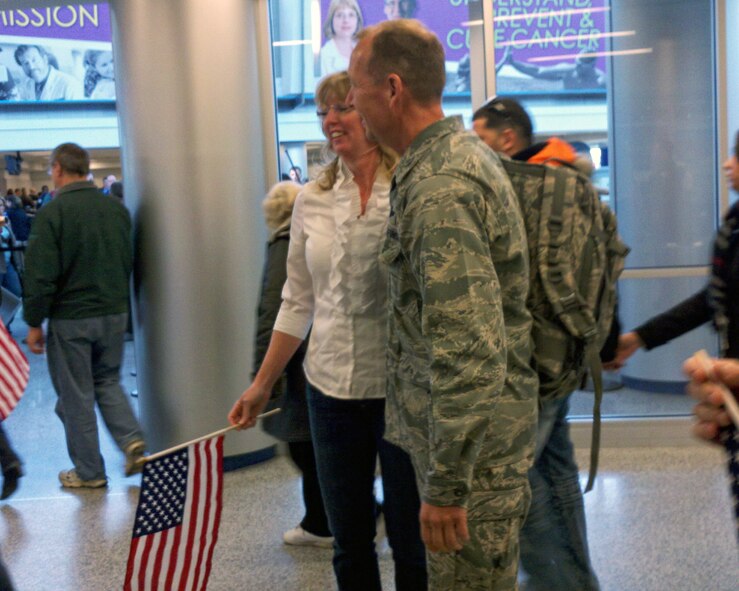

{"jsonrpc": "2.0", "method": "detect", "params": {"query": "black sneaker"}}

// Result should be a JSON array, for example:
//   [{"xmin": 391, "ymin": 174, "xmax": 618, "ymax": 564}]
[{"xmin": 1, "ymin": 464, "xmax": 22, "ymax": 500}]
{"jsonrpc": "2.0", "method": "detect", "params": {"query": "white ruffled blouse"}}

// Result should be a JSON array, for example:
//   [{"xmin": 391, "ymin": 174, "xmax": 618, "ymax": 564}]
[{"xmin": 273, "ymin": 161, "xmax": 390, "ymax": 400}]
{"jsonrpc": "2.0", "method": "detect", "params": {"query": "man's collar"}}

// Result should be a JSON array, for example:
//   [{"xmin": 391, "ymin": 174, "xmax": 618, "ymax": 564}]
[
  {"xmin": 56, "ymin": 180, "xmax": 97, "ymax": 196},
  {"xmin": 393, "ymin": 117, "xmax": 462, "ymax": 186}
]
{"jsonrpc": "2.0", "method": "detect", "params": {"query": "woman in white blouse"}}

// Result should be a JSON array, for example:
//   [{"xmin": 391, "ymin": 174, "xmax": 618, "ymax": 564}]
[{"xmin": 228, "ymin": 72, "xmax": 426, "ymax": 591}]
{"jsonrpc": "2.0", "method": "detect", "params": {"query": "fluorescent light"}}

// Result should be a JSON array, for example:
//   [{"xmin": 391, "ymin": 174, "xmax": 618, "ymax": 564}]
[
  {"xmin": 273, "ymin": 40, "xmax": 313, "ymax": 47},
  {"xmin": 496, "ymin": 30, "xmax": 636, "ymax": 48},
  {"xmin": 494, "ymin": 7, "xmax": 611, "ymax": 23},
  {"xmin": 528, "ymin": 48, "xmax": 654, "ymax": 62},
  {"xmin": 462, "ymin": 7, "xmax": 612, "ymax": 28}
]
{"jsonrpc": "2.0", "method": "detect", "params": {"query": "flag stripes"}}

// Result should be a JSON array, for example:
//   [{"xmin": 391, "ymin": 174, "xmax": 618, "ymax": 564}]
[
  {"xmin": 0, "ymin": 323, "xmax": 29, "ymax": 419},
  {"xmin": 124, "ymin": 436, "xmax": 224, "ymax": 591}
]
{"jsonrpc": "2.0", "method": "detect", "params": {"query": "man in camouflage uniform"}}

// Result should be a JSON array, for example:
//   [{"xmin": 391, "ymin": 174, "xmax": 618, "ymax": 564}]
[{"xmin": 348, "ymin": 20, "xmax": 538, "ymax": 590}]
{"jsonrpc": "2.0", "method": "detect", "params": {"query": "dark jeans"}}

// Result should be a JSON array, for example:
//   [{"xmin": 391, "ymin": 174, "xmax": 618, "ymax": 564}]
[
  {"xmin": 307, "ymin": 385, "xmax": 427, "ymax": 591},
  {"xmin": 288, "ymin": 440, "xmax": 331, "ymax": 537}
]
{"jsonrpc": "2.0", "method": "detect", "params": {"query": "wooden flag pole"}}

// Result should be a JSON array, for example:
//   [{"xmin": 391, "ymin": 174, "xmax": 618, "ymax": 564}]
[{"xmin": 140, "ymin": 408, "xmax": 282, "ymax": 464}]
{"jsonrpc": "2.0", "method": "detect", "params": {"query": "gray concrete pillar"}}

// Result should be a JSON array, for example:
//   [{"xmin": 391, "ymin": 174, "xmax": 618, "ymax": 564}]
[{"xmin": 109, "ymin": 0, "xmax": 277, "ymax": 458}]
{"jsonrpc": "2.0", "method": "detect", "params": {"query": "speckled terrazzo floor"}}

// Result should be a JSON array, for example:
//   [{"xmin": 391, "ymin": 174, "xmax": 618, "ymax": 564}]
[{"xmin": 0, "ymin": 317, "xmax": 736, "ymax": 590}]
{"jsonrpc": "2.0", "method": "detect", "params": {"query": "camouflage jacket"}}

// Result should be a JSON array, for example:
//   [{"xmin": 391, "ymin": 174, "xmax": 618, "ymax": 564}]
[{"xmin": 381, "ymin": 117, "xmax": 538, "ymax": 508}]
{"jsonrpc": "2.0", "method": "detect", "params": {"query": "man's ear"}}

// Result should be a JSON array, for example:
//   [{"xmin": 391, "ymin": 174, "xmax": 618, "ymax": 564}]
[
  {"xmin": 501, "ymin": 128, "xmax": 519, "ymax": 155},
  {"xmin": 387, "ymin": 73, "xmax": 402, "ymax": 107}
]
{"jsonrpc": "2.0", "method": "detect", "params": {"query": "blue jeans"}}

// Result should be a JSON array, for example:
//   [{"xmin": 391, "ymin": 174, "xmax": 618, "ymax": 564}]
[
  {"xmin": 519, "ymin": 395, "xmax": 600, "ymax": 591},
  {"xmin": 307, "ymin": 385, "xmax": 427, "ymax": 591},
  {"xmin": 47, "ymin": 314, "xmax": 144, "ymax": 481}
]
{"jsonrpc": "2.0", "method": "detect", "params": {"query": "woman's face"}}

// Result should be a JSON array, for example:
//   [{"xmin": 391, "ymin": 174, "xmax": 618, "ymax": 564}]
[
  {"xmin": 319, "ymin": 93, "xmax": 372, "ymax": 159},
  {"xmin": 723, "ymin": 149, "xmax": 739, "ymax": 193},
  {"xmin": 95, "ymin": 52, "xmax": 115, "ymax": 79},
  {"xmin": 332, "ymin": 5, "xmax": 358, "ymax": 40}
]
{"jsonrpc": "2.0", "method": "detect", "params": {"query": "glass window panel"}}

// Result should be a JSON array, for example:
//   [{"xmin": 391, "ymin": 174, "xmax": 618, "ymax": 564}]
[
  {"xmin": 491, "ymin": 0, "xmax": 717, "ymax": 419},
  {"xmin": 609, "ymin": 0, "xmax": 715, "ymax": 269},
  {"xmin": 268, "ymin": 0, "xmax": 479, "ymax": 182},
  {"xmin": 267, "ymin": 0, "xmax": 723, "ymax": 421}
]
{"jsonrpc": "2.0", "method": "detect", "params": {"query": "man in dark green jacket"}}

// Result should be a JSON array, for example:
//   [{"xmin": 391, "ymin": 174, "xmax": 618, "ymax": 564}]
[{"xmin": 23, "ymin": 142, "xmax": 146, "ymax": 489}]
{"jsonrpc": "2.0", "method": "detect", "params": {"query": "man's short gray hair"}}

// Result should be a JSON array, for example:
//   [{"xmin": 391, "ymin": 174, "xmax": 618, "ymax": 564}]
[
  {"xmin": 51, "ymin": 143, "xmax": 90, "ymax": 177},
  {"xmin": 358, "ymin": 20, "xmax": 445, "ymax": 104}
]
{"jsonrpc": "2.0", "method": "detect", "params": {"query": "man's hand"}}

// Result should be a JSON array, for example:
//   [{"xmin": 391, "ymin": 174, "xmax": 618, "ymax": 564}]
[
  {"xmin": 683, "ymin": 355, "xmax": 738, "ymax": 443},
  {"xmin": 26, "ymin": 326, "xmax": 45, "ymax": 355},
  {"xmin": 227, "ymin": 383, "xmax": 271, "ymax": 431},
  {"xmin": 419, "ymin": 502, "xmax": 469, "ymax": 554}
]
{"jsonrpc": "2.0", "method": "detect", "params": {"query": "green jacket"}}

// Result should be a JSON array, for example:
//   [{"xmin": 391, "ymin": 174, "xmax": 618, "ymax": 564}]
[
  {"xmin": 23, "ymin": 181, "xmax": 132, "ymax": 327},
  {"xmin": 381, "ymin": 117, "xmax": 538, "ymax": 510}
]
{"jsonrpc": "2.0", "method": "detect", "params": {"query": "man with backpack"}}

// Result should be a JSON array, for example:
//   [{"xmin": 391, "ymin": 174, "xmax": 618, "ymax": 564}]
[{"xmin": 473, "ymin": 97, "xmax": 626, "ymax": 591}]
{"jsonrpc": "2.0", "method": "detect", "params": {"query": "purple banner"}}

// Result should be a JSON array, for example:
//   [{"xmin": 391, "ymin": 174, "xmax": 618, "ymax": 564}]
[
  {"xmin": 316, "ymin": 0, "xmax": 608, "ymax": 93},
  {"xmin": 319, "ymin": 0, "xmax": 471, "ymax": 63},
  {"xmin": 0, "ymin": 4, "xmax": 111, "ymax": 43},
  {"xmin": 495, "ymin": 0, "xmax": 608, "ymax": 93}
]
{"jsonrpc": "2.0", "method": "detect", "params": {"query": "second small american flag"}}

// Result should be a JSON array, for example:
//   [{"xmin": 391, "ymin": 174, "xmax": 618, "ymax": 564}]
[{"xmin": 123, "ymin": 436, "xmax": 224, "ymax": 591}]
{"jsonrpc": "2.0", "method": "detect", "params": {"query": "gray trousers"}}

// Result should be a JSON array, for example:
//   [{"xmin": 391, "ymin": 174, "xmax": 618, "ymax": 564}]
[{"xmin": 47, "ymin": 313, "xmax": 143, "ymax": 481}]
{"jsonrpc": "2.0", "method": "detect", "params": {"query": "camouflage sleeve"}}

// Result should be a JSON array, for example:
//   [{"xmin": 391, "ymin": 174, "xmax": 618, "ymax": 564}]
[{"xmin": 404, "ymin": 175, "xmax": 507, "ymax": 507}]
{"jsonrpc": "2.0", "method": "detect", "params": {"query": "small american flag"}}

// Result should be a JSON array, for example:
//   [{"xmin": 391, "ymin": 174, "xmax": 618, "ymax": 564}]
[
  {"xmin": 0, "ymin": 323, "xmax": 29, "ymax": 420},
  {"xmin": 124, "ymin": 435, "xmax": 224, "ymax": 591}
]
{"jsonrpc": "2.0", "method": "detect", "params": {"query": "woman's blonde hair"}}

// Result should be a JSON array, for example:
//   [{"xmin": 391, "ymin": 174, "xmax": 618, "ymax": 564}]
[
  {"xmin": 322, "ymin": 0, "xmax": 363, "ymax": 40},
  {"xmin": 262, "ymin": 181, "xmax": 302, "ymax": 231},
  {"xmin": 314, "ymin": 71, "xmax": 397, "ymax": 190}
]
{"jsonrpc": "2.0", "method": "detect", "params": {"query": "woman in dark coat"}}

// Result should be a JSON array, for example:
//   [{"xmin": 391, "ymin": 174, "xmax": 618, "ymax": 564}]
[{"xmin": 254, "ymin": 180, "xmax": 332, "ymax": 548}]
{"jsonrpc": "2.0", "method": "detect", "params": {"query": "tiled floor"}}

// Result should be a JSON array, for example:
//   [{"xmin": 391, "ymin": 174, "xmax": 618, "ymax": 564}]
[{"xmin": 0, "ymin": 318, "xmax": 737, "ymax": 590}]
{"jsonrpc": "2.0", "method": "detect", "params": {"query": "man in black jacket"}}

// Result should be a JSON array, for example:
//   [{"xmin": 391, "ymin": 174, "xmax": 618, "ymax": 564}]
[{"xmin": 23, "ymin": 143, "xmax": 146, "ymax": 489}]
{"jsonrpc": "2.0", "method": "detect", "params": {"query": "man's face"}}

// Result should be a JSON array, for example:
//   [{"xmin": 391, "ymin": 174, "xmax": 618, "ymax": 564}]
[
  {"xmin": 104, "ymin": 175, "xmax": 116, "ymax": 190},
  {"xmin": 472, "ymin": 119, "xmax": 510, "ymax": 154},
  {"xmin": 723, "ymin": 151, "xmax": 739, "ymax": 193},
  {"xmin": 48, "ymin": 161, "xmax": 62, "ymax": 189},
  {"xmin": 19, "ymin": 48, "xmax": 49, "ymax": 83},
  {"xmin": 384, "ymin": 0, "xmax": 400, "ymax": 19},
  {"xmin": 347, "ymin": 39, "xmax": 388, "ymax": 145}
]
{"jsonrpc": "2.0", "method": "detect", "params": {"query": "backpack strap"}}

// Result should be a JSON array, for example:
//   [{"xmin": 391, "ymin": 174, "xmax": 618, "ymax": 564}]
[
  {"xmin": 540, "ymin": 166, "xmax": 599, "ymax": 341},
  {"xmin": 539, "ymin": 165, "xmax": 603, "ymax": 491},
  {"xmin": 584, "ymin": 344, "xmax": 602, "ymax": 493}
]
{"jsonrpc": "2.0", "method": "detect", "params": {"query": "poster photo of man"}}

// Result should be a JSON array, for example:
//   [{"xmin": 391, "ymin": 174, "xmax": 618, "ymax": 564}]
[
  {"xmin": 0, "ymin": 39, "xmax": 116, "ymax": 102},
  {"xmin": 0, "ymin": 4, "xmax": 115, "ymax": 102}
]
